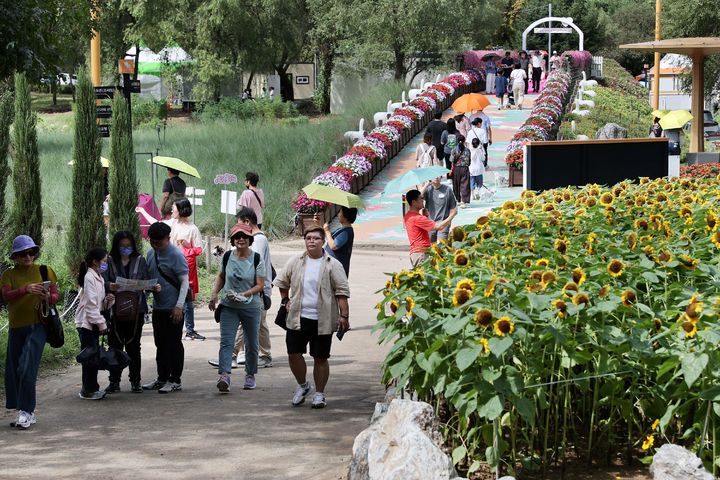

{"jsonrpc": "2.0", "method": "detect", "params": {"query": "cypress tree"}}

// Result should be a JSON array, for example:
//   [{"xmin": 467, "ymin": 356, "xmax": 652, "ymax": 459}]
[
  {"xmin": 109, "ymin": 93, "xmax": 141, "ymax": 247},
  {"xmin": 0, "ymin": 85, "xmax": 13, "ymax": 225},
  {"xmin": 9, "ymin": 73, "xmax": 43, "ymax": 247},
  {"xmin": 66, "ymin": 67, "xmax": 104, "ymax": 273}
]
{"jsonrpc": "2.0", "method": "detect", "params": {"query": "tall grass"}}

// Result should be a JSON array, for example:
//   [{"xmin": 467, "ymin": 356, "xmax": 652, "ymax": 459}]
[{"xmin": 26, "ymin": 81, "xmax": 407, "ymax": 238}]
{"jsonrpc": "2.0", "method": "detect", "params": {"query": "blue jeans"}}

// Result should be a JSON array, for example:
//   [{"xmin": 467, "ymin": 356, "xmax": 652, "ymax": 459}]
[
  {"xmin": 184, "ymin": 300, "xmax": 195, "ymax": 333},
  {"xmin": 219, "ymin": 306, "xmax": 260, "ymax": 376},
  {"xmin": 5, "ymin": 324, "xmax": 46, "ymax": 413},
  {"xmin": 471, "ymin": 175, "xmax": 484, "ymax": 191}
]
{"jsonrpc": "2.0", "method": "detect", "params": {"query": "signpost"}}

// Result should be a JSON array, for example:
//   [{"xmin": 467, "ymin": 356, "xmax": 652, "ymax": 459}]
[
  {"xmin": 534, "ymin": 27, "xmax": 572, "ymax": 34},
  {"xmin": 215, "ymin": 173, "xmax": 239, "ymax": 245},
  {"xmin": 98, "ymin": 125, "xmax": 110, "ymax": 137},
  {"xmin": 93, "ymin": 59, "xmax": 141, "ymax": 136},
  {"xmin": 96, "ymin": 105, "xmax": 112, "ymax": 119},
  {"xmin": 186, "ymin": 187, "xmax": 205, "ymax": 225}
]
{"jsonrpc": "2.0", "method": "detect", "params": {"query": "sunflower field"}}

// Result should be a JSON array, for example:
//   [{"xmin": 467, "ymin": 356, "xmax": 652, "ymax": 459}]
[{"xmin": 376, "ymin": 176, "xmax": 720, "ymax": 477}]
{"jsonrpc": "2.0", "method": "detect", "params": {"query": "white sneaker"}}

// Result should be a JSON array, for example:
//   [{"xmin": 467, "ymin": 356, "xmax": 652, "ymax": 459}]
[
  {"xmin": 292, "ymin": 383, "xmax": 313, "ymax": 406},
  {"xmin": 236, "ymin": 353, "xmax": 246, "ymax": 365},
  {"xmin": 208, "ymin": 357, "xmax": 239, "ymax": 369},
  {"xmin": 311, "ymin": 392, "xmax": 327, "ymax": 409},
  {"xmin": 12, "ymin": 410, "xmax": 36, "ymax": 429},
  {"xmin": 158, "ymin": 382, "xmax": 182, "ymax": 394},
  {"xmin": 258, "ymin": 356, "xmax": 273, "ymax": 368}
]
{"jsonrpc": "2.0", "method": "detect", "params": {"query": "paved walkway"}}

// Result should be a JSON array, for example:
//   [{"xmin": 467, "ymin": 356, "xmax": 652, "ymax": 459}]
[{"xmin": 353, "ymin": 95, "xmax": 537, "ymax": 243}]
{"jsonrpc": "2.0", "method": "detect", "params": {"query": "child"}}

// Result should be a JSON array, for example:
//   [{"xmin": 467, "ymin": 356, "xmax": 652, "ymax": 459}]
[
  {"xmin": 469, "ymin": 138, "xmax": 486, "ymax": 200},
  {"xmin": 495, "ymin": 73, "xmax": 508, "ymax": 109}
]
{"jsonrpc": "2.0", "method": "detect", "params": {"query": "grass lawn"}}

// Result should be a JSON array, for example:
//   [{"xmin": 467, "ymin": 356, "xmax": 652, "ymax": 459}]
[{"xmin": 30, "ymin": 91, "xmax": 74, "ymax": 113}]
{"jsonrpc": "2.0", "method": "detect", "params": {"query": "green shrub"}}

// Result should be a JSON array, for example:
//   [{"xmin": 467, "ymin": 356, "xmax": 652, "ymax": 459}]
[
  {"xmin": 131, "ymin": 98, "xmax": 168, "ymax": 128},
  {"xmin": 195, "ymin": 97, "xmax": 299, "ymax": 122}
]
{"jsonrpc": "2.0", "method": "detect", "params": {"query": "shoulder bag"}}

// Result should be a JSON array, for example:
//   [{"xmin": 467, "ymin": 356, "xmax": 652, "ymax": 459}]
[
  {"xmin": 154, "ymin": 250, "xmax": 193, "ymax": 304},
  {"xmin": 39, "ymin": 265, "xmax": 64, "ymax": 348}
]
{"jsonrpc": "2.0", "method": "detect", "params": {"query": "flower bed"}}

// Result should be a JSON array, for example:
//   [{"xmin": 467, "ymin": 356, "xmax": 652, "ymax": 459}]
[
  {"xmin": 291, "ymin": 69, "xmax": 484, "ymax": 215},
  {"xmin": 377, "ymin": 176, "xmax": 720, "ymax": 476},
  {"xmin": 681, "ymin": 162, "xmax": 720, "ymax": 179}
]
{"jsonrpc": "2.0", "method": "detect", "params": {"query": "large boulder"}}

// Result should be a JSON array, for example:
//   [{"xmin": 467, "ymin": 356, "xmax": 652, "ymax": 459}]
[
  {"xmin": 348, "ymin": 399, "xmax": 465, "ymax": 480},
  {"xmin": 595, "ymin": 123, "xmax": 628, "ymax": 140},
  {"xmin": 649, "ymin": 444, "xmax": 714, "ymax": 480}
]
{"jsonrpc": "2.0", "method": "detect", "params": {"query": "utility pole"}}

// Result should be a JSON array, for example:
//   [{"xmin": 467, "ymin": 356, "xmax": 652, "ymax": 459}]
[
  {"xmin": 90, "ymin": 5, "xmax": 101, "ymax": 87},
  {"xmin": 653, "ymin": 0, "xmax": 661, "ymax": 110},
  {"xmin": 548, "ymin": 4, "xmax": 552, "ymax": 57}
]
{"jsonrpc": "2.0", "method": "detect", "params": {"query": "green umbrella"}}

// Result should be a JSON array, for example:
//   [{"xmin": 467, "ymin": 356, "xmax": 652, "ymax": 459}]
[
  {"xmin": 151, "ymin": 156, "xmax": 201, "ymax": 178},
  {"xmin": 384, "ymin": 166, "xmax": 450, "ymax": 194},
  {"xmin": 302, "ymin": 183, "xmax": 365, "ymax": 209},
  {"xmin": 659, "ymin": 110, "xmax": 693, "ymax": 130}
]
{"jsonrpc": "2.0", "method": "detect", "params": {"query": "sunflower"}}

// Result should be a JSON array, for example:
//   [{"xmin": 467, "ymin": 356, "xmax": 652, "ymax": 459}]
[
  {"xmin": 524, "ymin": 259, "xmax": 533, "ymax": 268},
  {"xmin": 572, "ymin": 292, "xmax": 590, "ymax": 306},
  {"xmin": 682, "ymin": 320, "xmax": 698, "ymax": 338},
  {"xmin": 585, "ymin": 197, "xmax": 597, "ymax": 207},
  {"xmin": 484, "ymin": 279, "xmax": 498, "ymax": 297},
  {"xmin": 678, "ymin": 254, "xmax": 699, "ymax": 270},
  {"xmin": 405, "ymin": 297, "xmax": 415, "ymax": 315},
  {"xmin": 431, "ymin": 243, "xmax": 444, "ymax": 258},
  {"xmin": 502, "ymin": 200, "xmax": 516, "ymax": 210},
  {"xmin": 457, "ymin": 278, "xmax": 476, "ymax": 292},
  {"xmin": 627, "ymin": 232, "xmax": 638, "ymax": 251},
  {"xmin": 678, "ymin": 206, "xmax": 692, "ymax": 218},
  {"xmin": 552, "ymin": 299, "xmax": 568, "ymax": 318},
  {"xmin": 711, "ymin": 230, "xmax": 720, "ymax": 248},
  {"xmin": 599, "ymin": 192, "xmax": 614, "ymax": 206},
  {"xmin": 657, "ymin": 250, "xmax": 673, "ymax": 264},
  {"xmin": 634, "ymin": 218, "xmax": 649, "ymax": 230},
  {"xmin": 656, "ymin": 192, "xmax": 668, "ymax": 201},
  {"xmin": 476, "ymin": 215, "xmax": 490, "ymax": 228},
  {"xmin": 536, "ymin": 258, "xmax": 550, "ymax": 268},
  {"xmin": 683, "ymin": 301, "xmax": 703, "ymax": 323},
  {"xmin": 599, "ymin": 285, "xmax": 610, "ymax": 298},
  {"xmin": 384, "ymin": 280, "xmax": 393, "ymax": 292},
  {"xmin": 653, "ymin": 318, "xmax": 662, "ymax": 332},
  {"xmin": 572, "ymin": 267, "xmax": 587, "ymax": 286},
  {"xmin": 562, "ymin": 282, "xmax": 579, "ymax": 297},
  {"xmin": 521, "ymin": 190, "xmax": 536, "ymax": 199},
  {"xmin": 554, "ymin": 238, "xmax": 569, "ymax": 255},
  {"xmin": 454, "ymin": 250, "xmax": 469, "ymax": 266},
  {"xmin": 452, "ymin": 287, "xmax": 472, "ymax": 307},
  {"xmin": 494, "ymin": 316, "xmax": 515, "ymax": 336},
  {"xmin": 542, "ymin": 203, "xmax": 556, "ymax": 212},
  {"xmin": 541, "ymin": 270, "xmax": 557, "ymax": 286},
  {"xmin": 530, "ymin": 271, "xmax": 543, "ymax": 281},
  {"xmin": 478, "ymin": 337, "xmax": 490, "ymax": 354},
  {"xmin": 452, "ymin": 227, "xmax": 467, "ymax": 242},
  {"xmin": 651, "ymin": 419, "xmax": 660, "ymax": 431},
  {"xmin": 642, "ymin": 245, "xmax": 655, "ymax": 258},
  {"xmin": 474, "ymin": 308, "xmax": 493, "ymax": 328},
  {"xmin": 607, "ymin": 259, "xmax": 625, "ymax": 278},
  {"xmin": 621, "ymin": 289, "xmax": 636, "ymax": 307},
  {"xmin": 390, "ymin": 300, "xmax": 399, "ymax": 313},
  {"xmin": 481, "ymin": 229, "xmax": 493, "ymax": 240},
  {"xmin": 706, "ymin": 212, "xmax": 718, "ymax": 230},
  {"xmin": 588, "ymin": 186, "xmax": 600, "ymax": 196},
  {"xmin": 526, "ymin": 282, "xmax": 543, "ymax": 293}
]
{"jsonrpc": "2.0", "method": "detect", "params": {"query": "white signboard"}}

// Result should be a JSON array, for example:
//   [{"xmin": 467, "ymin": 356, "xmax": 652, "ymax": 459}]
[
  {"xmin": 220, "ymin": 190, "xmax": 237, "ymax": 215},
  {"xmin": 534, "ymin": 27, "xmax": 573, "ymax": 34}
]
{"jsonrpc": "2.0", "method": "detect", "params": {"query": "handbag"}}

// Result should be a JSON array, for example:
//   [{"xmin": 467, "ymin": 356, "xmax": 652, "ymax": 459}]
[
  {"xmin": 274, "ymin": 304, "xmax": 288, "ymax": 331},
  {"xmin": 214, "ymin": 304, "xmax": 224, "ymax": 323},
  {"xmin": 39, "ymin": 265, "xmax": 64, "ymax": 348},
  {"xmin": 76, "ymin": 335, "xmax": 130, "ymax": 371},
  {"xmin": 111, "ymin": 257, "xmax": 142, "ymax": 323}
]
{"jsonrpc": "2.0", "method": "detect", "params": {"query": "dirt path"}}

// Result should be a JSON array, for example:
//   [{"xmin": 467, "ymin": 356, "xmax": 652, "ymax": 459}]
[{"xmin": 0, "ymin": 247, "xmax": 407, "ymax": 480}]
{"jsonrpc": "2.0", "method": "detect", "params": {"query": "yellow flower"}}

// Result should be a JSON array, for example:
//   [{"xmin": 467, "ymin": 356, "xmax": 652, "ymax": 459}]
[
  {"xmin": 524, "ymin": 259, "xmax": 533, "ymax": 268},
  {"xmin": 585, "ymin": 197, "xmax": 597, "ymax": 207},
  {"xmin": 706, "ymin": 212, "xmax": 718, "ymax": 230},
  {"xmin": 599, "ymin": 285, "xmax": 610, "ymax": 298},
  {"xmin": 654, "ymin": 318, "xmax": 662, "ymax": 332},
  {"xmin": 431, "ymin": 243, "xmax": 443, "ymax": 258},
  {"xmin": 607, "ymin": 259, "xmax": 625, "ymax": 278},
  {"xmin": 641, "ymin": 435, "xmax": 655, "ymax": 451},
  {"xmin": 683, "ymin": 301, "xmax": 703, "ymax": 323},
  {"xmin": 502, "ymin": 200, "xmax": 516, "ymax": 210},
  {"xmin": 554, "ymin": 238, "xmax": 569, "ymax": 255},
  {"xmin": 480, "ymin": 229, "xmax": 493, "ymax": 240},
  {"xmin": 627, "ymin": 232, "xmax": 637, "ymax": 251},
  {"xmin": 384, "ymin": 280, "xmax": 393, "ymax": 292},
  {"xmin": 572, "ymin": 292, "xmax": 590, "ymax": 306},
  {"xmin": 651, "ymin": 419, "xmax": 660, "ymax": 430},
  {"xmin": 678, "ymin": 254, "xmax": 699, "ymax": 270},
  {"xmin": 572, "ymin": 267, "xmax": 586, "ymax": 286},
  {"xmin": 479, "ymin": 337, "xmax": 490, "ymax": 354},
  {"xmin": 475, "ymin": 215, "xmax": 489, "ymax": 228},
  {"xmin": 452, "ymin": 287, "xmax": 472, "ymax": 307},
  {"xmin": 541, "ymin": 270, "xmax": 556, "ymax": 286},
  {"xmin": 405, "ymin": 297, "xmax": 415, "ymax": 315},
  {"xmin": 390, "ymin": 300, "xmax": 399, "ymax": 313},
  {"xmin": 682, "ymin": 320, "xmax": 698, "ymax": 338},
  {"xmin": 657, "ymin": 250, "xmax": 673, "ymax": 264},
  {"xmin": 536, "ymin": 258, "xmax": 550, "ymax": 268},
  {"xmin": 484, "ymin": 279, "xmax": 497, "ymax": 297},
  {"xmin": 474, "ymin": 308, "xmax": 493, "ymax": 328},
  {"xmin": 634, "ymin": 218, "xmax": 649, "ymax": 230},
  {"xmin": 457, "ymin": 278, "xmax": 476, "ymax": 292},
  {"xmin": 552, "ymin": 299, "xmax": 568, "ymax": 318},
  {"xmin": 451, "ymin": 227, "xmax": 466, "ymax": 242},
  {"xmin": 621, "ymin": 290, "xmax": 636, "ymax": 307},
  {"xmin": 454, "ymin": 250, "xmax": 469, "ymax": 266},
  {"xmin": 494, "ymin": 316, "xmax": 515, "ymax": 336},
  {"xmin": 599, "ymin": 192, "xmax": 614, "ymax": 206},
  {"xmin": 711, "ymin": 230, "xmax": 720, "ymax": 248},
  {"xmin": 562, "ymin": 282, "xmax": 579, "ymax": 298}
]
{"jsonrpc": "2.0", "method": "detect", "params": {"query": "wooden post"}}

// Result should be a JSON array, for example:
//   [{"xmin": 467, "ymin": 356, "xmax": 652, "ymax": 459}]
[
  {"xmin": 90, "ymin": 7, "xmax": 101, "ymax": 87},
  {"xmin": 690, "ymin": 52, "xmax": 705, "ymax": 153},
  {"xmin": 652, "ymin": 0, "xmax": 661, "ymax": 110},
  {"xmin": 204, "ymin": 235, "xmax": 212, "ymax": 272}
]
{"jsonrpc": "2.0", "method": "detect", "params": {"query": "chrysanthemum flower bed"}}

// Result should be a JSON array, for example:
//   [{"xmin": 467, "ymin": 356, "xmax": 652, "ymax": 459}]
[
  {"xmin": 377, "ymin": 176, "xmax": 720, "ymax": 477},
  {"xmin": 681, "ymin": 162, "xmax": 720, "ymax": 179}
]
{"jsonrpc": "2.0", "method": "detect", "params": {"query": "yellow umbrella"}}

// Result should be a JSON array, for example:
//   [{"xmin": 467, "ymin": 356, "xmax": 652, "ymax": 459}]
[
  {"xmin": 302, "ymin": 183, "xmax": 365, "ymax": 209},
  {"xmin": 150, "ymin": 156, "xmax": 201, "ymax": 178},
  {"xmin": 68, "ymin": 156, "xmax": 110, "ymax": 168},
  {"xmin": 451, "ymin": 93, "xmax": 491, "ymax": 114},
  {"xmin": 659, "ymin": 110, "xmax": 693, "ymax": 130},
  {"xmin": 652, "ymin": 110, "xmax": 669, "ymax": 118}
]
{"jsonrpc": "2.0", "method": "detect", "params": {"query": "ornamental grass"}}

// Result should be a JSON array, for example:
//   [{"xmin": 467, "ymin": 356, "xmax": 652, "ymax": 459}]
[{"xmin": 377, "ymin": 176, "xmax": 720, "ymax": 477}]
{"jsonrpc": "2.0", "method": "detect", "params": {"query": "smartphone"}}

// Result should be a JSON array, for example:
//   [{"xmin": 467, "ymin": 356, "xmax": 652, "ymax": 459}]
[
  {"xmin": 336, "ymin": 327, "xmax": 347, "ymax": 341},
  {"xmin": 42, "ymin": 281, "xmax": 51, "ymax": 290}
]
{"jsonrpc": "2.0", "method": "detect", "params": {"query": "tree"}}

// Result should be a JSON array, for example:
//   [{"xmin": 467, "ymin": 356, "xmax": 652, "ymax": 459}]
[
  {"xmin": 8, "ymin": 73, "xmax": 43, "ymax": 247},
  {"xmin": 0, "ymin": 85, "xmax": 13, "ymax": 225},
  {"xmin": 66, "ymin": 67, "xmax": 105, "ymax": 273},
  {"xmin": 109, "ymin": 94, "xmax": 141, "ymax": 245}
]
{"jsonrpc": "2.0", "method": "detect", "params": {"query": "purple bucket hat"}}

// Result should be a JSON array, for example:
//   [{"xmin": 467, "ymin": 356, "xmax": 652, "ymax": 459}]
[{"xmin": 10, "ymin": 235, "xmax": 40, "ymax": 258}]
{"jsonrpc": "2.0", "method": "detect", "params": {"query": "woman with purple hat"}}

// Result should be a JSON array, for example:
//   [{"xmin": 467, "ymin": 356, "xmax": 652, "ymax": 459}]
[{"xmin": 1, "ymin": 235, "xmax": 60, "ymax": 429}]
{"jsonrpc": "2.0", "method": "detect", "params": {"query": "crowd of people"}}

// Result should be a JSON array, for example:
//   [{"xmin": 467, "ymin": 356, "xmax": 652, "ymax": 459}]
[
  {"xmin": 486, "ymin": 50, "xmax": 557, "ymax": 110},
  {"xmin": 2, "ymin": 170, "xmax": 357, "ymax": 429}
]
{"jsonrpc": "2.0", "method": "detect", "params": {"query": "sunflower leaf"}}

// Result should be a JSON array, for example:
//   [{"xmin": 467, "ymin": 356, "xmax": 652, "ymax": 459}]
[
  {"xmin": 456, "ymin": 346, "xmax": 482, "ymax": 371},
  {"xmin": 488, "ymin": 336, "xmax": 513, "ymax": 357},
  {"xmin": 681, "ymin": 353, "xmax": 708, "ymax": 388},
  {"xmin": 478, "ymin": 395, "xmax": 504, "ymax": 420}
]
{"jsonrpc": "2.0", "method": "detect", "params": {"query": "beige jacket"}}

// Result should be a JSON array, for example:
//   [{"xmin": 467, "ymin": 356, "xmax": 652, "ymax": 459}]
[{"xmin": 274, "ymin": 251, "xmax": 350, "ymax": 335}]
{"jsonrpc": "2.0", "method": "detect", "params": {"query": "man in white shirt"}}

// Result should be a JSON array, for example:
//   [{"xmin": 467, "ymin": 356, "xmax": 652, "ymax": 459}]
[
  {"xmin": 468, "ymin": 111, "xmax": 492, "ymax": 166},
  {"xmin": 510, "ymin": 64, "xmax": 527, "ymax": 110},
  {"xmin": 550, "ymin": 51, "xmax": 560, "ymax": 72},
  {"xmin": 530, "ymin": 50, "xmax": 544, "ymax": 93}
]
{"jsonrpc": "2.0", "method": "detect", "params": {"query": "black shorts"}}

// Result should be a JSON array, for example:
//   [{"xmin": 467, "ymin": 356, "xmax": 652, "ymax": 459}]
[{"xmin": 286, "ymin": 317, "xmax": 333, "ymax": 359}]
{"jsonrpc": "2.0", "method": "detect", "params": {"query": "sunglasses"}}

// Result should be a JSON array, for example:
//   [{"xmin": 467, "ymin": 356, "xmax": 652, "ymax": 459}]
[
  {"xmin": 233, "ymin": 234, "xmax": 252, "ymax": 241},
  {"xmin": 14, "ymin": 250, "xmax": 36, "ymax": 258}
]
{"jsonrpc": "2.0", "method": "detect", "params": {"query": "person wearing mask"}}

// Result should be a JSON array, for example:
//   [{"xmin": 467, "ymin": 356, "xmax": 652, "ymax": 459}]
[
  {"xmin": 323, "ymin": 206, "xmax": 356, "ymax": 277},
  {"xmin": 469, "ymin": 137, "xmax": 486, "ymax": 199},
  {"xmin": 449, "ymin": 135, "xmax": 472, "ymax": 206},
  {"xmin": 422, "ymin": 177, "xmax": 457, "ymax": 243},
  {"xmin": 75, "ymin": 248, "xmax": 114, "ymax": 400},
  {"xmin": 274, "ymin": 224, "xmax": 350, "ymax": 409},
  {"xmin": 530, "ymin": 50, "xmax": 544, "ymax": 93},
  {"xmin": 440, "ymin": 118, "xmax": 460, "ymax": 171},
  {"xmin": 237, "ymin": 171, "xmax": 265, "ymax": 230},
  {"xmin": 137, "ymin": 198, "xmax": 204, "ymax": 341},
  {"xmin": 403, "ymin": 190, "xmax": 457, "ymax": 267},
  {"xmin": 209, "ymin": 223, "xmax": 265, "ymax": 392},
  {"xmin": 2, "ymin": 235, "xmax": 60, "ymax": 428},
  {"xmin": 425, "ymin": 112, "xmax": 447, "ymax": 169},
  {"xmin": 518, "ymin": 51, "xmax": 530, "ymax": 94},
  {"xmin": 160, "ymin": 168, "xmax": 186, "ymax": 218},
  {"xmin": 485, "ymin": 58, "xmax": 497, "ymax": 94},
  {"xmin": 104, "ymin": 231, "xmax": 157, "ymax": 394},
  {"xmin": 143, "ymin": 222, "xmax": 190, "ymax": 394},
  {"xmin": 510, "ymin": 63, "xmax": 528, "ymax": 110}
]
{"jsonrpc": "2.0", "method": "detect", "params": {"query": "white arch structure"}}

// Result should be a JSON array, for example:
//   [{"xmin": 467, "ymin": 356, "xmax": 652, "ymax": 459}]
[{"xmin": 522, "ymin": 16, "xmax": 584, "ymax": 52}]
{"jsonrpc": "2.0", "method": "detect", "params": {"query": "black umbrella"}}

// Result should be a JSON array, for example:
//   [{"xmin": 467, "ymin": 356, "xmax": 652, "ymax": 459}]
[{"xmin": 481, "ymin": 52, "xmax": 501, "ymax": 61}]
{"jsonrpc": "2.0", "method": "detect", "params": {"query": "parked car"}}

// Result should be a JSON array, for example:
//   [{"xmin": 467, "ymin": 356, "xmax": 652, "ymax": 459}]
[{"xmin": 683, "ymin": 110, "xmax": 720, "ymax": 139}]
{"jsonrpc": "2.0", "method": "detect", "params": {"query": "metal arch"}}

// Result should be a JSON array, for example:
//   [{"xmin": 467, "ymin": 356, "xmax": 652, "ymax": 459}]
[{"xmin": 522, "ymin": 16, "xmax": 584, "ymax": 52}]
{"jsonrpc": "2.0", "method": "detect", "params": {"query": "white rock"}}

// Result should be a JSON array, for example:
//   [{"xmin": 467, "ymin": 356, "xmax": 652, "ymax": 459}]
[
  {"xmin": 349, "ymin": 399, "xmax": 466, "ymax": 480},
  {"xmin": 650, "ymin": 444, "xmax": 714, "ymax": 480}
]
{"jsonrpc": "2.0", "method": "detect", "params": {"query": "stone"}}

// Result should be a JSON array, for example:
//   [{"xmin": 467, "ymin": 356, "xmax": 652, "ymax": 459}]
[
  {"xmin": 348, "ymin": 399, "xmax": 466, "ymax": 480},
  {"xmin": 595, "ymin": 123, "xmax": 628, "ymax": 140},
  {"xmin": 649, "ymin": 444, "xmax": 714, "ymax": 480}
]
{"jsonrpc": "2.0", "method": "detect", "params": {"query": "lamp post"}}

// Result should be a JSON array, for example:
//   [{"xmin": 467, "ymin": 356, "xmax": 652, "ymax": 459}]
[{"xmin": 653, "ymin": 0, "xmax": 661, "ymax": 110}]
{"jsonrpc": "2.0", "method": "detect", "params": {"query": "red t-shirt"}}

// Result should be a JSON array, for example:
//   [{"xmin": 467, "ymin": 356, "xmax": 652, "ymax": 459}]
[{"xmin": 404, "ymin": 211, "xmax": 435, "ymax": 254}]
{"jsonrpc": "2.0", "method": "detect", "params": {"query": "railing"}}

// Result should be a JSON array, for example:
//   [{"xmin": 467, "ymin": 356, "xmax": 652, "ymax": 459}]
[{"xmin": 591, "ymin": 56, "xmax": 603, "ymax": 78}]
